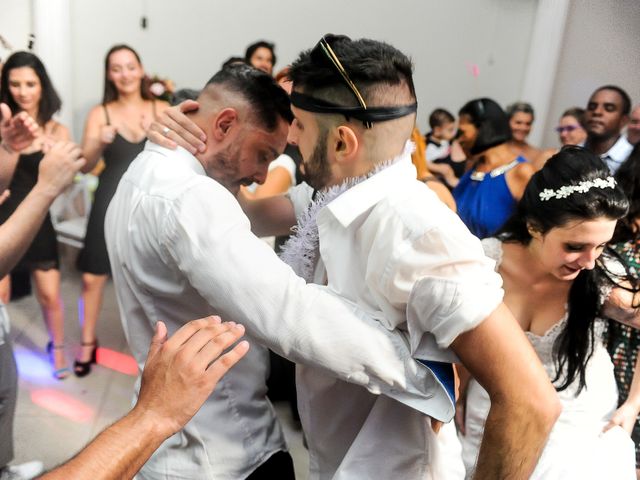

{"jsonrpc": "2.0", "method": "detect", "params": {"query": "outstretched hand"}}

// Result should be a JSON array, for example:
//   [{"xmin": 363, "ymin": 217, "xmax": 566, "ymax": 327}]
[
  {"xmin": 134, "ymin": 316, "xmax": 249, "ymax": 438},
  {"xmin": 147, "ymin": 100, "xmax": 206, "ymax": 155},
  {"xmin": 0, "ymin": 103, "xmax": 39, "ymax": 153},
  {"xmin": 37, "ymin": 141, "xmax": 86, "ymax": 198}
]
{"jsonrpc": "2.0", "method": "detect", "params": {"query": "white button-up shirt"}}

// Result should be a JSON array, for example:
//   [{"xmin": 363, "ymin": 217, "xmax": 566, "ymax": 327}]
[
  {"xmin": 105, "ymin": 143, "xmax": 446, "ymax": 479},
  {"xmin": 288, "ymin": 151, "xmax": 504, "ymax": 479},
  {"xmin": 601, "ymin": 135, "xmax": 633, "ymax": 173}
]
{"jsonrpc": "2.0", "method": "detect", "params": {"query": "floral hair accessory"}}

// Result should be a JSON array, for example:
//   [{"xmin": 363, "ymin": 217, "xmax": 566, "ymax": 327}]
[{"xmin": 539, "ymin": 176, "xmax": 616, "ymax": 201}]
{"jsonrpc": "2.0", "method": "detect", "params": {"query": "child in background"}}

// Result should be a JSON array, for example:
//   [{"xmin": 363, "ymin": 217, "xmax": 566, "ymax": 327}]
[{"xmin": 425, "ymin": 108, "xmax": 466, "ymax": 188}]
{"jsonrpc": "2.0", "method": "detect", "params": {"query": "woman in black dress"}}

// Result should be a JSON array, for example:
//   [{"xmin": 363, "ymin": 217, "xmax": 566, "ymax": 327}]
[
  {"xmin": 0, "ymin": 52, "xmax": 72, "ymax": 379},
  {"xmin": 74, "ymin": 45, "xmax": 168, "ymax": 376}
]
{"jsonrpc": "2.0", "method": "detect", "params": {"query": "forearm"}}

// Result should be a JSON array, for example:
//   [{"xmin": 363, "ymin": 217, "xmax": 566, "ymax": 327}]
[
  {"xmin": 237, "ymin": 193, "xmax": 296, "ymax": 237},
  {"xmin": 0, "ymin": 144, "xmax": 20, "ymax": 192},
  {"xmin": 474, "ymin": 398, "xmax": 549, "ymax": 479},
  {"xmin": 624, "ymin": 350, "xmax": 640, "ymax": 410},
  {"xmin": 40, "ymin": 408, "xmax": 168, "ymax": 480},
  {"xmin": 81, "ymin": 141, "xmax": 106, "ymax": 174},
  {"xmin": 0, "ymin": 184, "xmax": 55, "ymax": 276}
]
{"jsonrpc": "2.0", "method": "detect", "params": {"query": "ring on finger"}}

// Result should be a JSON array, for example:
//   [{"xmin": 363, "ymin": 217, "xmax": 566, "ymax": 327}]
[{"xmin": 162, "ymin": 126, "xmax": 171, "ymax": 136}]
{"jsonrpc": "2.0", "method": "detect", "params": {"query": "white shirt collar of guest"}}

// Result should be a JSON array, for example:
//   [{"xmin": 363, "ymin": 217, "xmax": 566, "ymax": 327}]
[
  {"xmin": 325, "ymin": 141, "xmax": 415, "ymax": 228},
  {"xmin": 600, "ymin": 135, "xmax": 633, "ymax": 173},
  {"xmin": 146, "ymin": 141, "xmax": 207, "ymax": 176}
]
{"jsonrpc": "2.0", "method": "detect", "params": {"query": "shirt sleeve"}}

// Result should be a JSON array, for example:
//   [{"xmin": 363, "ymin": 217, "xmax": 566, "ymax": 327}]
[
  {"xmin": 160, "ymin": 181, "xmax": 440, "ymax": 411},
  {"xmin": 365, "ymin": 199, "xmax": 504, "ymax": 352}
]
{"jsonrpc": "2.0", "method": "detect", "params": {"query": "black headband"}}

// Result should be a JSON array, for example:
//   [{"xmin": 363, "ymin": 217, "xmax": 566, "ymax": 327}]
[{"xmin": 290, "ymin": 91, "xmax": 417, "ymax": 128}]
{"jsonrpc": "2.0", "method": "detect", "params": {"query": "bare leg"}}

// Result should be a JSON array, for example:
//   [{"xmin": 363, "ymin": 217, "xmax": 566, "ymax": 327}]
[
  {"xmin": 31, "ymin": 268, "xmax": 68, "ymax": 376},
  {"xmin": 77, "ymin": 272, "xmax": 107, "ymax": 363},
  {"xmin": 0, "ymin": 275, "xmax": 11, "ymax": 304}
]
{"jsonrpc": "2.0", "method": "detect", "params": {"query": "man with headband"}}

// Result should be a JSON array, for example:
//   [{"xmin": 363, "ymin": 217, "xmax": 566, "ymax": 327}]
[{"xmin": 143, "ymin": 37, "xmax": 560, "ymax": 478}]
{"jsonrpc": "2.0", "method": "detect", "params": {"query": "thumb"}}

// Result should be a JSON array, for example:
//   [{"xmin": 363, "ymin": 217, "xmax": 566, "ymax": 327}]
[
  {"xmin": 148, "ymin": 321, "xmax": 168, "ymax": 360},
  {"xmin": 0, "ymin": 103, "xmax": 11, "ymax": 123},
  {"xmin": 602, "ymin": 419, "xmax": 616, "ymax": 433},
  {"xmin": 179, "ymin": 99, "xmax": 200, "ymax": 113}
]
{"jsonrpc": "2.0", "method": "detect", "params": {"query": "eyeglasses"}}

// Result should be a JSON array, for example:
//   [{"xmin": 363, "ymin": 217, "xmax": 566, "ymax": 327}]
[
  {"xmin": 312, "ymin": 34, "xmax": 371, "ymax": 128},
  {"xmin": 555, "ymin": 124, "xmax": 581, "ymax": 134}
]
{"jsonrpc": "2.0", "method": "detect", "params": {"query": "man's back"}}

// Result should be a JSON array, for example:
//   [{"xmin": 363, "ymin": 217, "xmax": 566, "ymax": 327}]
[{"xmin": 105, "ymin": 142, "xmax": 285, "ymax": 479}]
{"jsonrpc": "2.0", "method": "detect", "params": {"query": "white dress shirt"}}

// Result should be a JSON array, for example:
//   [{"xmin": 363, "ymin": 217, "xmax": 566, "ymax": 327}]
[
  {"xmin": 601, "ymin": 135, "xmax": 633, "ymax": 173},
  {"xmin": 105, "ymin": 143, "xmax": 446, "ymax": 479},
  {"xmin": 288, "ymin": 149, "xmax": 504, "ymax": 479}
]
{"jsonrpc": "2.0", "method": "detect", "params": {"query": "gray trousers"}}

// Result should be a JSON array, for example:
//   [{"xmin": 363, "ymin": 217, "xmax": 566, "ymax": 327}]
[{"xmin": 0, "ymin": 334, "xmax": 17, "ymax": 467}]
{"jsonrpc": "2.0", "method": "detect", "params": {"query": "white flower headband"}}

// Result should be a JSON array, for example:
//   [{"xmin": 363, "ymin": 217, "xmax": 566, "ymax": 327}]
[{"xmin": 539, "ymin": 176, "xmax": 616, "ymax": 202}]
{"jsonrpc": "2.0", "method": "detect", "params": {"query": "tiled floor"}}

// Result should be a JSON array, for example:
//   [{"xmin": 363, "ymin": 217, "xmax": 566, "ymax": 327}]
[{"xmin": 7, "ymin": 247, "xmax": 309, "ymax": 478}]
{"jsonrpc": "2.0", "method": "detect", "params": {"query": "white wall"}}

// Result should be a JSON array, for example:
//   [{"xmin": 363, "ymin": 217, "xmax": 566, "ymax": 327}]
[
  {"xmin": 0, "ymin": 0, "xmax": 32, "ymax": 58},
  {"xmin": 64, "ymin": 0, "xmax": 537, "ymax": 140},
  {"xmin": 544, "ymin": 0, "xmax": 640, "ymax": 147}
]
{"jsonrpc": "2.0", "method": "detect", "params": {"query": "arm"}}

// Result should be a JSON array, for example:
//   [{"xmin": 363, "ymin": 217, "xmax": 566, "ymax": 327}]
[
  {"xmin": 40, "ymin": 317, "xmax": 249, "ymax": 480},
  {"xmin": 605, "ymin": 349, "xmax": 640, "ymax": 434},
  {"xmin": 0, "ymin": 103, "xmax": 39, "ymax": 191},
  {"xmin": 157, "ymin": 185, "xmax": 440, "ymax": 410},
  {"xmin": 505, "ymin": 162, "xmax": 535, "ymax": 201},
  {"xmin": 249, "ymin": 166, "xmax": 294, "ymax": 199},
  {"xmin": 0, "ymin": 141, "xmax": 85, "ymax": 276},
  {"xmin": 451, "ymin": 305, "xmax": 560, "ymax": 479},
  {"xmin": 237, "ymin": 189, "xmax": 297, "ymax": 237},
  {"xmin": 601, "ymin": 286, "xmax": 640, "ymax": 328},
  {"xmin": 80, "ymin": 105, "xmax": 116, "ymax": 173}
]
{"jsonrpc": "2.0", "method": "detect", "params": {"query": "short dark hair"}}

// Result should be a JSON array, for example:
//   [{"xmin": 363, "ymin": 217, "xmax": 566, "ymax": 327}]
[
  {"xmin": 458, "ymin": 98, "xmax": 511, "ymax": 155},
  {"xmin": 428, "ymin": 108, "xmax": 454, "ymax": 129},
  {"xmin": 506, "ymin": 101, "xmax": 535, "ymax": 121},
  {"xmin": 204, "ymin": 63, "xmax": 292, "ymax": 130},
  {"xmin": 221, "ymin": 56, "xmax": 246, "ymax": 70},
  {"xmin": 244, "ymin": 41, "xmax": 276, "ymax": 67},
  {"xmin": 561, "ymin": 107, "xmax": 586, "ymax": 128},
  {"xmin": 289, "ymin": 36, "xmax": 416, "ymax": 107},
  {"xmin": 613, "ymin": 143, "xmax": 640, "ymax": 242},
  {"xmin": 498, "ymin": 146, "xmax": 629, "ymax": 395},
  {"xmin": 0, "ymin": 51, "xmax": 61, "ymax": 126},
  {"xmin": 592, "ymin": 85, "xmax": 632, "ymax": 115},
  {"xmin": 102, "ymin": 44, "xmax": 152, "ymax": 104}
]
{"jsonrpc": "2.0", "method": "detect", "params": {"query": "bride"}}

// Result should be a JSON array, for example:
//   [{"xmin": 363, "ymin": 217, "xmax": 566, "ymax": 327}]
[{"xmin": 457, "ymin": 146, "xmax": 640, "ymax": 479}]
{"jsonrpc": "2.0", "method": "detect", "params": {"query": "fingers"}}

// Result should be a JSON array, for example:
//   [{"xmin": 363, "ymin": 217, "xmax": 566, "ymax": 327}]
[
  {"xmin": 205, "ymin": 340, "xmax": 250, "ymax": 384},
  {"xmin": 166, "ymin": 315, "xmax": 223, "ymax": 348},
  {"xmin": 147, "ymin": 321, "xmax": 169, "ymax": 361},
  {"xmin": 602, "ymin": 420, "xmax": 616, "ymax": 433},
  {"xmin": 193, "ymin": 323, "xmax": 245, "ymax": 370},
  {"xmin": 0, "ymin": 103, "xmax": 11, "ymax": 123},
  {"xmin": 149, "ymin": 103, "xmax": 206, "ymax": 154},
  {"xmin": 178, "ymin": 321, "xmax": 239, "ymax": 361},
  {"xmin": 178, "ymin": 99, "xmax": 200, "ymax": 115}
]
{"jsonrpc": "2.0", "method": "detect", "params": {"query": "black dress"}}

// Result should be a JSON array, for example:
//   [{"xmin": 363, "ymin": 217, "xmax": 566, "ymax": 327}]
[
  {"xmin": 0, "ymin": 151, "xmax": 59, "ymax": 271},
  {"xmin": 76, "ymin": 105, "xmax": 148, "ymax": 274}
]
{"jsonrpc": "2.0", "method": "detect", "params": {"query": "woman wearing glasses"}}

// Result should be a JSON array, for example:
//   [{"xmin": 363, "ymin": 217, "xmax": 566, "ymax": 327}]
[{"xmin": 533, "ymin": 107, "xmax": 588, "ymax": 170}]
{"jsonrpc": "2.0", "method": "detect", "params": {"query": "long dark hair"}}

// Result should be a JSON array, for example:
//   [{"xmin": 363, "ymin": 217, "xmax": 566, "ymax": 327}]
[
  {"xmin": 458, "ymin": 98, "xmax": 511, "ymax": 155},
  {"xmin": 102, "ymin": 44, "xmax": 152, "ymax": 104},
  {"xmin": 497, "ymin": 146, "xmax": 630, "ymax": 393},
  {"xmin": 0, "ymin": 51, "xmax": 61, "ymax": 126}
]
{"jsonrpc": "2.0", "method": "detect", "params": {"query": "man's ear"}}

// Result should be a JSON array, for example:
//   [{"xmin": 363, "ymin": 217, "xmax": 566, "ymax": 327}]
[
  {"xmin": 333, "ymin": 125, "xmax": 359, "ymax": 164},
  {"xmin": 211, "ymin": 108, "xmax": 238, "ymax": 141}
]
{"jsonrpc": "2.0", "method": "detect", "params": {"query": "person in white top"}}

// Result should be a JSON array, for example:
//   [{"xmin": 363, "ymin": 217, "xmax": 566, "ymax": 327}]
[
  {"xmin": 151, "ymin": 35, "xmax": 560, "ymax": 479},
  {"xmin": 107, "ymin": 64, "xmax": 459, "ymax": 480},
  {"xmin": 584, "ymin": 85, "xmax": 634, "ymax": 173}
]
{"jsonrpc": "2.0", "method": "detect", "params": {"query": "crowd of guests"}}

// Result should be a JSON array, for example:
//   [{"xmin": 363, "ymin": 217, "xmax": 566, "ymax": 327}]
[{"xmin": 0, "ymin": 32, "xmax": 639, "ymax": 480}]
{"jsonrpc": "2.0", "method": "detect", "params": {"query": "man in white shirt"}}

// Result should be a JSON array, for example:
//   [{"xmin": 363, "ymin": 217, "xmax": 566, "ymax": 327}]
[
  {"xmin": 151, "ymin": 36, "xmax": 560, "ymax": 479},
  {"xmin": 106, "ymin": 64, "xmax": 462, "ymax": 480},
  {"xmin": 584, "ymin": 85, "xmax": 633, "ymax": 173}
]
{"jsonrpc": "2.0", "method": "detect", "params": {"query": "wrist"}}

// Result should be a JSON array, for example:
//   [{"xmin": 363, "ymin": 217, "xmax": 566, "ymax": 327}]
[
  {"xmin": 1, "ymin": 140, "xmax": 16, "ymax": 155},
  {"xmin": 31, "ymin": 181, "xmax": 62, "ymax": 202},
  {"xmin": 129, "ymin": 404, "xmax": 178, "ymax": 441}
]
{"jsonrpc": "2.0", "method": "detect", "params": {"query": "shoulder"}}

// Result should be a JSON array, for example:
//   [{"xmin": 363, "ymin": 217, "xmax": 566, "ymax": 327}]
[
  {"xmin": 47, "ymin": 120, "xmax": 70, "ymax": 141},
  {"xmin": 86, "ymin": 104, "xmax": 107, "ymax": 125}
]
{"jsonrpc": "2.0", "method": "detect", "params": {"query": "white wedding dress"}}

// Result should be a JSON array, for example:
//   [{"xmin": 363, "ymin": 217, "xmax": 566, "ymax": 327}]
[{"xmin": 460, "ymin": 238, "xmax": 636, "ymax": 479}]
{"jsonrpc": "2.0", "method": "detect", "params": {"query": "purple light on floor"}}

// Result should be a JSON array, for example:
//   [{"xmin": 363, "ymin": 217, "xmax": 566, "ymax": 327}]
[
  {"xmin": 96, "ymin": 348, "xmax": 139, "ymax": 376},
  {"xmin": 30, "ymin": 389, "xmax": 95, "ymax": 423},
  {"xmin": 77, "ymin": 296, "xmax": 85, "ymax": 328},
  {"xmin": 14, "ymin": 345, "xmax": 56, "ymax": 384}
]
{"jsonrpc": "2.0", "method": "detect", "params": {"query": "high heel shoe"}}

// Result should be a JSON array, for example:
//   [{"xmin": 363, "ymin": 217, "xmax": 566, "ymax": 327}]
[
  {"xmin": 46, "ymin": 341, "xmax": 71, "ymax": 380},
  {"xmin": 74, "ymin": 340, "xmax": 98, "ymax": 377}
]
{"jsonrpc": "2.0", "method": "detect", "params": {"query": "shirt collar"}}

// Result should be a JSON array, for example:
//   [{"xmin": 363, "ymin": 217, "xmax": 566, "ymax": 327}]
[
  {"xmin": 324, "ymin": 141, "xmax": 416, "ymax": 228},
  {"xmin": 600, "ymin": 135, "xmax": 633, "ymax": 164},
  {"xmin": 146, "ymin": 141, "xmax": 207, "ymax": 176}
]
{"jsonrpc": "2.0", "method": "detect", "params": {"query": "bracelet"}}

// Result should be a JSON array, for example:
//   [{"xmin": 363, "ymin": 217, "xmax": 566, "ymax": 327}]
[{"xmin": 0, "ymin": 141, "xmax": 15, "ymax": 155}]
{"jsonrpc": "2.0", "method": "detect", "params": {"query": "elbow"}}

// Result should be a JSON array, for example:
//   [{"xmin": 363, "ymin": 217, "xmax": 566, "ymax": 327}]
[{"xmin": 525, "ymin": 389, "xmax": 562, "ymax": 436}]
